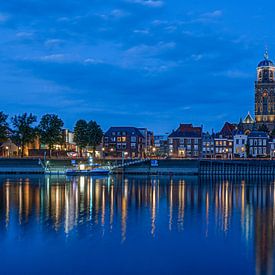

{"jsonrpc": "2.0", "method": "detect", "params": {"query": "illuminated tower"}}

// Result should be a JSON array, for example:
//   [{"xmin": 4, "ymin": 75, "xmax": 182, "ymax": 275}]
[{"xmin": 255, "ymin": 50, "xmax": 275, "ymax": 129}]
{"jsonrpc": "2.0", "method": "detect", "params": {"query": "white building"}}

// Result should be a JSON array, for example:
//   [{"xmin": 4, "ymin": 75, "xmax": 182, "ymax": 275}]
[{"xmin": 233, "ymin": 133, "xmax": 247, "ymax": 158}]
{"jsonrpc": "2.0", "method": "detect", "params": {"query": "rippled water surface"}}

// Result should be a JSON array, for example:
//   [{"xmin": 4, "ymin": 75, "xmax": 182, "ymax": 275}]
[{"xmin": 0, "ymin": 175, "xmax": 274, "ymax": 274}]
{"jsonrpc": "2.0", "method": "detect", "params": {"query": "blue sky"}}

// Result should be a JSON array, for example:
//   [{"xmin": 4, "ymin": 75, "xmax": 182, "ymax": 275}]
[{"xmin": 0, "ymin": 0, "xmax": 274, "ymax": 134}]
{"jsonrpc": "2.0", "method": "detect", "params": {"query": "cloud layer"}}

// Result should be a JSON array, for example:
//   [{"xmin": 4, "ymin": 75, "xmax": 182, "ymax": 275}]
[{"xmin": 0, "ymin": 0, "xmax": 274, "ymax": 133}]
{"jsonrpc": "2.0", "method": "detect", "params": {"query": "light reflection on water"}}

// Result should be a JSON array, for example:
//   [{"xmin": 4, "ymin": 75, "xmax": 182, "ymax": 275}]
[{"xmin": 0, "ymin": 175, "xmax": 275, "ymax": 274}]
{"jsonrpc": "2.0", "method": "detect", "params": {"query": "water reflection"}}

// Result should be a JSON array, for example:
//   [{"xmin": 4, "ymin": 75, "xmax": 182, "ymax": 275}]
[{"xmin": 1, "ymin": 175, "xmax": 275, "ymax": 274}]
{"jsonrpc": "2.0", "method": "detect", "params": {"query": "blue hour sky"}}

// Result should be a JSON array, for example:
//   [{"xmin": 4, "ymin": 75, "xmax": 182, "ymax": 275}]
[{"xmin": 0, "ymin": 0, "xmax": 274, "ymax": 133}]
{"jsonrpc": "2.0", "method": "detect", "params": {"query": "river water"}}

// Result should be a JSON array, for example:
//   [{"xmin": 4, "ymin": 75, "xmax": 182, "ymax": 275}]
[{"xmin": 0, "ymin": 175, "xmax": 274, "ymax": 274}]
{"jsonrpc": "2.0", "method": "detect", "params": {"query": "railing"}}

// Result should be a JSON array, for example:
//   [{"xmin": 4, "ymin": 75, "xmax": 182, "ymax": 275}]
[{"xmin": 110, "ymin": 158, "xmax": 150, "ymax": 170}]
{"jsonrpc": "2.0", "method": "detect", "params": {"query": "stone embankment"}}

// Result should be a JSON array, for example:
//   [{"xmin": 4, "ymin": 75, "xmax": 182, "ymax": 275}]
[{"xmin": 1, "ymin": 158, "xmax": 275, "ymax": 176}]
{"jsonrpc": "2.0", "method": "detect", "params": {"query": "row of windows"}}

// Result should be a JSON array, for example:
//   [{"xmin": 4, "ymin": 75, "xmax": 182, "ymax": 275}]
[
  {"xmin": 203, "ymin": 142, "xmax": 214, "ymax": 146},
  {"xmin": 215, "ymin": 141, "xmax": 233, "ymax": 147},
  {"xmin": 112, "ymin": 131, "xmax": 137, "ymax": 136},
  {"xmin": 116, "ymin": 143, "xmax": 137, "ymax": 149},
  {"xmin": 202, "ymin": 148, "xmax": 214, "ymax": 153},
  {"xmin": 169, "ymin": 138, "xmax": 200, "ymax": 145},
  {"xmin": 250, "ymin": 147, "xmax": 267, "ymax": 155},
  {"xmin": 249, "ymin": 139, "xmax": 267, "ymax": 146},
  {"xmin": 176, "ymin": 145, "xmax": 199, "ymax": 150},
  {"xmin": 235, "ymin": 139, "xmax": 246, "ymax": 145},
  {"xmin": 106, "ymin": 136, "xmax": 137, "ymax": 143},
  {"xmin": 215, "ymin": 148, "xmax": 233, "ymax": 153}
]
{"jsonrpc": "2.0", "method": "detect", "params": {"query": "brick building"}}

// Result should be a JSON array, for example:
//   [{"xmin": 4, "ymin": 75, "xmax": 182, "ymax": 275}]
[
  {"xmin": 103, "ymin": 127, "xmax": 145, "ymax": 158},
  {"xmin": 168, "ymin": 124, "xmax": 202, "ymax": 158}
]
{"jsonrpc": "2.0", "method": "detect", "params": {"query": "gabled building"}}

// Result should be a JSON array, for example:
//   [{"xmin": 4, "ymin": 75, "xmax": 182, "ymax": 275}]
[
  {"xmin": 220, "ymin": 122, "xmax": 237, "ymax": 138},
  {"xmin": 103, "ymin": 127, "xmax": 145, "ymax": 158},
  {"xmin": 240, "ymin": 112, "xmax": 255, "ymax": 135},
  {"xmin": 168, "ymin": 124, "xmax": 202, "ymax": 158}
]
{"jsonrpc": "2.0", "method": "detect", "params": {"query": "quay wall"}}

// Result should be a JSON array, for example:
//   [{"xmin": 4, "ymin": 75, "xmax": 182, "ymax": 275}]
[
  {"xmin": 119, "ymin": 159, "xmax": 275, "ymax": 176},
  {"xmin": 1, "ymin": 158, "xmax": 275, "ymax": 175},
  {"xmin": 0, "ymin": 158, "xmax": 44, "ymax": 174}
]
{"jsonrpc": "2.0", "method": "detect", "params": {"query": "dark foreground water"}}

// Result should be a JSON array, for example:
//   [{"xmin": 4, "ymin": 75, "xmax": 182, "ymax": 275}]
[{"xmin": 0, "ymin": 175, "xmax": 274, "ymax": 274}]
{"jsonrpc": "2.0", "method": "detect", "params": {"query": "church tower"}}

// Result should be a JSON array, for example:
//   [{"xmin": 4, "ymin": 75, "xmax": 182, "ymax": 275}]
[{"xmin": 255, "ymin": 50, "xmax": 275, "ymax": 129}]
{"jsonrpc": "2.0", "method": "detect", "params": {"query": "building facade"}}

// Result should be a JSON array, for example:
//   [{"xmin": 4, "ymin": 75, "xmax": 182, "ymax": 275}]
[
  {"xmin": 138, "ymin": 128, "xmax": 154, "ymax": 156},
  {"xmin": 202, "ymin": 132, "xmax": 215, "ymax": 158},
  {"xmin": 103, "ymin": 127, "xmax": 145, "ymax": 158},
  {"xmin": 154, "ymin": 135, "xmax": 168, "ymax": 157},
  {"xmin": 214, "ymin": 135, "xmax": 233, "ymax": 159},
  {"xmin": 255, "ymin": 51, "xmax": 275, "ymax": 130},
  {"xmin": 168, "ymin": 124, "xmax": 202, "ymax": 158},
  {"xmin": 233, "ymin": 132, "xmax": 247, "ymax": 158},
  {"xmin": 248, "ymin": 131, "xmax": 269, "ymax": 157}
]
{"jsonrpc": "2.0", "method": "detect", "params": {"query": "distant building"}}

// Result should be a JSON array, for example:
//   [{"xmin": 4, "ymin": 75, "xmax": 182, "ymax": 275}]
[
  {"xmin": 202, "ymin": 132, "xmax": 215, "ymax": 158},
  {"xmin": 168, "ymin": 124, "xmax": 202, "ymax": 158},
  {"xmin": 247, "ymin": 131, "xmax": 269, "ymax": 157},
  {"xmin": 0, "ymin": 139, "xmax": 19, "ymax": 157},
  {"xmin": 255, "ymin": 50, "xmax": 275, "ymax": 131},
  {"xmin": 154, "ymin": 135, "xmax": 168, "ymax": 157},
  {"xmin": 214, "ymin": 135, "xmax": 233, "ymax": 159},
  {"xmin": 103, "ymin": 127, "xmax": 145, "ymax": 158},
  {"xmin": 240, "ymin": 112, "xmax": 255, "ymax": 135},
  {"xmin": 219, "ymin": 122, "xmax": 237, "ymax": 138},
  {"xmin": 233, "ymin": 131, "xmax": 247, "ymax": 158},
  {"xmin": 269, "ymin": 138, "xmax": 275, "ymax": 158},
  {"xmin": 62, "ymin": 129, "xmax": 76, "ymax": 151},
  {"xmin": 138, "ymin": 128, "xmax": 154, "ymax": 156}
]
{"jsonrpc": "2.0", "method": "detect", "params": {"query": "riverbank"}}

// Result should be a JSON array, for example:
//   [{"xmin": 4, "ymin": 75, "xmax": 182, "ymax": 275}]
[{"xmin": 1, "ymin": 158, "xmax": 275, "ymax": 175}]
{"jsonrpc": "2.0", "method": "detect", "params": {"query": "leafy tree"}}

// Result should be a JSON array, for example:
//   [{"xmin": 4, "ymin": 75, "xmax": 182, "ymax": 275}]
[
  {"xmin": 87, "ymin": 120, "xmax": 103, "ymax": 157},
  {"xmin": 11, "ymin": 113, "xmax": 37, "ymax": 157},
  {"xmin": 0, "ymin": 111, "xmax": 9, "ymax": 142},
  {"xmin": 38, "ymin": 114, "xmax": 64, "ymax": 157},
  {"xmin": 74, "ymin": 120, "xmax": 89, "ymax": 157}
]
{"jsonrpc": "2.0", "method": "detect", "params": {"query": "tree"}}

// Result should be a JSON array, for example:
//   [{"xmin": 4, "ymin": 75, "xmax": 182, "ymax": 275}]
[
  {"xmin": 87, "ymin": 120, "xmax": 103, "ymax": 157},
  {"xmin": 0, "ymin": 111, "xmax": 9, "ymax": 142},
  {"xmin": 74, "ymin": 120, "xmax": 89, "ymax": 157},
  {"xmin": 11, "ymin": 113, "xmax": 37, "ymax": 157},
  {"xmin": 38, "ymin": 114, "xmax": 64, "ymax": 158}
]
